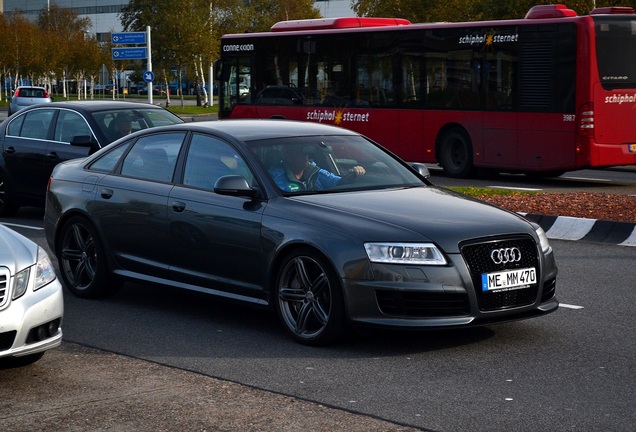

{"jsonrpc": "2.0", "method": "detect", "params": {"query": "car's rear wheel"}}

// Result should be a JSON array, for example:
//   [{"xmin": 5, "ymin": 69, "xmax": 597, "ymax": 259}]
[
  {"xmin": 57, "ymin": 216, "xmax": 120, "ymax": 298},
  {"xmin": 275, "ymin": 249, "xmax": 346, "ymax": 346},
  {"xmin": 0, "ymin": 170, "xmax": 18, "ymax": 216}
]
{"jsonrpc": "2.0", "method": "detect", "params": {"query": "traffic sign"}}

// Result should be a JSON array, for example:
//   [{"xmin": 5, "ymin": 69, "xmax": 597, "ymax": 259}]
[
  {"xmin": 112, "ymin": 47, "xmax": 147, "ymax": 60},
  {"xmin": 143, "ymin": 71, "xmax": 155, "ymax": 83},
  {"xmin": 112, "ymin": 32, "xmax": 147, "ymax": 44}
]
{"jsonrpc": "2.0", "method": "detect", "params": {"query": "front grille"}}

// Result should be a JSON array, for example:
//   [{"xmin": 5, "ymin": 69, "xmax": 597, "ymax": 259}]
[
  {"xmin": 376, "ymin": 290, "xmax": 470, "ymax": 318},
  {"xmin": 0, "ymin": 271, "xmax": 8, "ymax": 308},
  {"xmin": 461, "ymin": 236, "xmax": 540, "ymax": 311}
]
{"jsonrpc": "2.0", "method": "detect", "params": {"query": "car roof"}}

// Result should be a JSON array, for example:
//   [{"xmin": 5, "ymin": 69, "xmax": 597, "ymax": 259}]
[
  {"xmin": 177, "ymin": 119, "xmax": 360, "ymax": 142},
  {"xmin": 15, "ymin": 85, "xmax": 47, "ymax": 90},
  {"xmin": 41, "ymin": 100, "xmax": 170, "ymax": 111}
]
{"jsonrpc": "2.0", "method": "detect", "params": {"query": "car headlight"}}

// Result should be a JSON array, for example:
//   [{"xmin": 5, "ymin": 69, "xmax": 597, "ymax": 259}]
[
  {"xmin": 35, "ymin": 247, "xmax": 57, "ymax": 290},
  {"xmin": 534, "ymin": 225, "xmax": 551, "ymax": 253},
  {"xmin": 13, "ymin": 268, "xmax": 30, "ymax": 300},
  {"xmin": 364, "ymin": 242, "xmax": 447, "ymax": 265},
  {"xmin": 12, "ymin": 247, "xmax": 56, "ymax": 300}
]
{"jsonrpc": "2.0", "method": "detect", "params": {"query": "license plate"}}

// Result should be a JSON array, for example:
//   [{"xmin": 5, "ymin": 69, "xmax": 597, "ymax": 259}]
[
  {"xmin": 481, "ymin": 267, "xmax": 536, "ymax": 292},
  {"xmin": 629, "ymin": 144, "xmax": 636, "ymax": 153}
]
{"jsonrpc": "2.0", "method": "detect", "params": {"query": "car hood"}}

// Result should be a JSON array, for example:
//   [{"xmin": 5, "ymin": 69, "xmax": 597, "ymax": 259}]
[
  {"xmin": 0, "ymin": 225, "xmax": 37, "ymax": 275},
  {"xmin": 284, "ymin": 186, "xmax": 536, "ymax": 253}
]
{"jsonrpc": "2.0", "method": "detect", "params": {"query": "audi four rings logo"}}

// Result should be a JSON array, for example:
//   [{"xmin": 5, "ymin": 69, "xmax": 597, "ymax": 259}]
[{"xmin": 490, "ymin": 247, "xmax": 522, "ymax": 264}]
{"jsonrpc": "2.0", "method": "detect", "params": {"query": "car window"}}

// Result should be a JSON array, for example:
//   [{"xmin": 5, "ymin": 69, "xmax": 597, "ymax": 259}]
[
  {"xmin": 9, "ymin": 109, "xmax": 55, "ymax": 140},
  {"xmin": 249, "ymin": 134, "xmax": 424, "ymax": 193},
  {"xmin": 88, "ymin": 142, "xmax": 133, "ymax": 172},
  {"xmin": 92, "ymin": 108, "xmax": 183, "ymax": 143},
  {"xmin": 54, "ymin": 110, "xmax": 93, "ymax": 144},
  {"xmin": 120, "ymin": 132, "xmax": 185, "ymax": 182},
  {"xmin": 182, "ymin": 133, "xmax": 252, "ymax": 190}
]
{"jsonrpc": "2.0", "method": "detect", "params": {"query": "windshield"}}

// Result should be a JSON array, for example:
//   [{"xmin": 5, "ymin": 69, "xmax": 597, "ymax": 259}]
[
  {"xmin": 595, "ymin": 16, "xmax": 636, "ymax": 89},
  {"xmin": 247, "ymin": 135, "xmax": 425, "ymax": 193},
  {"xmin": 91, "ymin": 108, "xmax": 183, "ymax": 143}
]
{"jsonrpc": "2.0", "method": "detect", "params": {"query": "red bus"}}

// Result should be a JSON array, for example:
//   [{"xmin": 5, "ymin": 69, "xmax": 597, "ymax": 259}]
[{"xmin": 216, "ymin": 4, "xmax": 636, "ymax": 177}]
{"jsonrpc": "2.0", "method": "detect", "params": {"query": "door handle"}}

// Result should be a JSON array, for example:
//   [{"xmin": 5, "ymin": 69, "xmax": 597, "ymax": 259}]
[
  {"xmin": 101, "ymin": 188, "xmax": 113, "ymax": 199},
  {"xmin": 46, "ymin": 152, "xmax": 60, "ymax": 160},
  {"xmin": 171, "ymin": 201, "xmax": 186, "ymax": 212}
]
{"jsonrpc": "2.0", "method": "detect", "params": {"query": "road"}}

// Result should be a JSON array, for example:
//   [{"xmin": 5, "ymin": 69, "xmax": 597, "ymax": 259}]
[{"xmin": 1, "ymin": 182, "xmax": 635, "ymax": 431}]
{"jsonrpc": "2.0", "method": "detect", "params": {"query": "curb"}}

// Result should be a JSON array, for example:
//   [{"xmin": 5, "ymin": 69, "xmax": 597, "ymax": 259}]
[{"xmin": 521, "ymin": 213, "xmax": 636, "ymax": 247}]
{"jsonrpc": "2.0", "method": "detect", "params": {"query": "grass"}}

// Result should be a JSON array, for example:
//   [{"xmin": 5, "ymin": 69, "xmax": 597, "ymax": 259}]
[
  {"xmin": 0, "ymin": 94, "xmax": 219, "ymax": 116},
  {"xmin": 445, "ymin": 186, "xmax": 538, "ymax": 197}
]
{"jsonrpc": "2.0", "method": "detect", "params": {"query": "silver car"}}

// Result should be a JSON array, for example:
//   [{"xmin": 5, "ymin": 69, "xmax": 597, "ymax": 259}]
[
  {"xmin": 8, "ymin": 86, "xmax": 52, "ymax": 116},
  {"xmin": 0, "ymin": 225, "xmax": 63, "ymax": 367}
]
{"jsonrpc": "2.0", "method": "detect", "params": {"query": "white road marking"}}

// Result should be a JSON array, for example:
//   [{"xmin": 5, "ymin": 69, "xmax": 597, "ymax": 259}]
[
  {"xmin": 559, "ymin": 303, "xmax": 584, "ymax": 310},
  {"xmin": 561, "ymin": 176, "xmax": 612, "ymax": 182},
  {"xmin": 1, "ymin": 222, "xmax": 44, "ymax": 231}
]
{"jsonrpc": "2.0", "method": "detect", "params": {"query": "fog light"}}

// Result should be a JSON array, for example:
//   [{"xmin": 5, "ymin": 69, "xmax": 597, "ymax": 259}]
[
  {"xmin": 47, "ymin": 320, "xmax": 60, "ymax": 336},
  {"xmin": 36, "ymin": 326, "xmax": 48, "ymax": 341}
]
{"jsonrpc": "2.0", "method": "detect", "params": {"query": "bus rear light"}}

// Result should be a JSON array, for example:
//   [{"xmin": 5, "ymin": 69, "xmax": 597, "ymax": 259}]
[
  {"xmin": 590, "ymin": 6, "xmax": 634, "ymax": 15},
  {"xmin": 578, "ymin": 103, "xmax": 594, "ymax": 136}
]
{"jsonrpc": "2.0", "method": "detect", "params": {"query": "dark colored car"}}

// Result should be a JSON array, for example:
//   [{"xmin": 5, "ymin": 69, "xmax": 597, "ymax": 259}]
[
  {"xmin": 0, "ymin": 100, "xmax": 183, "ymax": 215},
  {"xmin": 44, "ymin": 120, "xmax": 558, "ymax": 346}
]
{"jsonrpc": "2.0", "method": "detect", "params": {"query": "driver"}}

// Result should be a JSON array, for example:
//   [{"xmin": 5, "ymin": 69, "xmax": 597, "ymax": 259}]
[{"xmin": 269, "ymin": 144, "xmax": 365, "ymax": 192}]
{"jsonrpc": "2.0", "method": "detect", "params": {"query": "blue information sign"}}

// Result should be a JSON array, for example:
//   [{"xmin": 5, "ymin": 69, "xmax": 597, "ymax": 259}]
[
  {"xmin": 112, "ymin": 47, "xmax": 147, "ymax": 60},
  {"xmin": 143, "ymin": 71, "xmax": 155, "ymax": 83},
  {"xmin": 112, "ymin": 32, "xmax": 147, "ymax": 45}
]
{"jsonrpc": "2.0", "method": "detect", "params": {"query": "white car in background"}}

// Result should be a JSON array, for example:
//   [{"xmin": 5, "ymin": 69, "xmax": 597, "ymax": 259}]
[
  {"xmin": 0, "ymin": 225, "xmax": 63, "ymax": 367},
  {"xmin": 8, "ymin": 86, "xmax": 52, "ymax": 116}
]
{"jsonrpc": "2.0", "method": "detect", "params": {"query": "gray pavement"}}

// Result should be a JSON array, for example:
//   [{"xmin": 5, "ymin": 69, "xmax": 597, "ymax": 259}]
[{"xmin": 0, "ymin": 342, "xmax": 420, "ymax": 431}]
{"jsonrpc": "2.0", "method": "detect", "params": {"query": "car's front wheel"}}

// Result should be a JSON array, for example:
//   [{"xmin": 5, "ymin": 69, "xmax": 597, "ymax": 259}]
[
  {"xmin": 275, "ymin": 249, "xmax": 346, "ymax": 346},
  {"xmin": 57, "ymin": 216, "xmax": 120, "ymax": 298}
]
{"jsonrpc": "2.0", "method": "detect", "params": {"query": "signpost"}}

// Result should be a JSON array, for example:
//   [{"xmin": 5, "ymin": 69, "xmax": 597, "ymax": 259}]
[
  {"xmin": 111, "ymin": 47, "xmax": 147, "ymax": 60},
  {"xmin": 112, "ymin": 32, "xmax": 146, "ymax": 45},
  {"xmin": 111, "ymin": 27, "xmax": 153, "ymax": 104}
]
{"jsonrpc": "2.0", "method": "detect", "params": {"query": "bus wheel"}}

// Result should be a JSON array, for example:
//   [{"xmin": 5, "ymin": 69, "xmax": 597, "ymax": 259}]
[{"xmin": 438, "ymin": 128, "xmax": 475, "ymax": 178}]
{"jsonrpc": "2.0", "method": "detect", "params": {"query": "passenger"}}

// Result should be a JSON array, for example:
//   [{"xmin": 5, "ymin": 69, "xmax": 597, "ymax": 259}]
[
  {"xmin": 269, "ymin": 144, "xmax": 365, "ymax": 192},
  {"xmin": 111, "ymin": 114, "xmax": 132, "ymax": 139}
]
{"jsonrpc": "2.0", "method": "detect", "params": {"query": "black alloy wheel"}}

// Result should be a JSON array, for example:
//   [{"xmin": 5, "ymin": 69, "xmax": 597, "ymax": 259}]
[
  {"xmin": 275, "ymin": 248, "xmax": 346, "ymax": 346},
  {"xmin": 57, "ymin": 216, "xmax": 119, "ymax": 298}
]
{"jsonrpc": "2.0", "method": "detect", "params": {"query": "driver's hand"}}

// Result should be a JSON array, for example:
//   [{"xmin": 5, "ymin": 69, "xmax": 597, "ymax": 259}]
[{"xmin": 349, "ymin": 166, "xmax": 366, "ymax": 176}]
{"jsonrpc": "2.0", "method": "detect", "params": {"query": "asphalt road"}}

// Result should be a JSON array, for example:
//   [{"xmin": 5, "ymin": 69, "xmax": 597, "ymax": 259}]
[{"xmin": 1, "ymin": 206, "xmax": 635, "ymax": 431}]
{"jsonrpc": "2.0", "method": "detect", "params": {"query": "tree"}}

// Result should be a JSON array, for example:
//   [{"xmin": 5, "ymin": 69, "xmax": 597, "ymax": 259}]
[{"xmin": 37, "ymin": 4, "xmax": 93, "ymax": 97}]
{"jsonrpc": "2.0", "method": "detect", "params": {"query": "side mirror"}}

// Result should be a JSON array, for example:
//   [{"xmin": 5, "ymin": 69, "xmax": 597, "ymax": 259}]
[
  {"xmin": 70, "ymin": 135, "xmax": 100, "ymax": 154},
  {"xmin": 410, "ymin": 162, "xmax": 431, "ymax": 179},
  {"xmin": 214, "ymin": 175, "xmax": 259, "ymax": 198}
]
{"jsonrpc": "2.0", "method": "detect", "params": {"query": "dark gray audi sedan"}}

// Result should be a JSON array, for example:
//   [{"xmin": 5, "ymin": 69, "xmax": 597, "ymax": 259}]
[{"xmin": 44, "ymin": 120, "xmax": 558, "ymax": 345}]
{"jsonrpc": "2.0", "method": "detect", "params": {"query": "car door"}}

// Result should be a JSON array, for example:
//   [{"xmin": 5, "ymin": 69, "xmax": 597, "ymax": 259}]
[
  {"xmin": 167, "ymin": 133, "xmax": 266, "ymax": 300},
  {"xmin": 1, "ymin": 108, "xmax": 55, "ymax": 200},
  {"xmin": 92, "ymin": 132, "xmax": 186, "ymax": 279},
  {"xmin": 46, "ymin": 109, "xmax": 96, "ymax": 173}
]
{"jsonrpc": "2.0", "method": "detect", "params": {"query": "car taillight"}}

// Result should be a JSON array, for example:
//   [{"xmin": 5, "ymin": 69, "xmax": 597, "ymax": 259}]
[
  {"xmin": 14, "ymin": 88, "xmax": 21, "ymax": 97},
  {"xmin": 44, "ymin": 89, "xmax": 50, "ymax": 98},
  {"xmin": 578, "ymin": 102, "xmax": 594, "ymax": 138}
]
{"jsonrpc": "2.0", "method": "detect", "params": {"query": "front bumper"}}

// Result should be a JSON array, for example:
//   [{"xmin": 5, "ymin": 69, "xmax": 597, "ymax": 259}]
[
  {"xmin": 342, "ymin": 242, "xmax": 558, "ymax": 329},
  {"xmin": 0, "ymin": 278, "xmax": 64, "ymax": 359}
]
